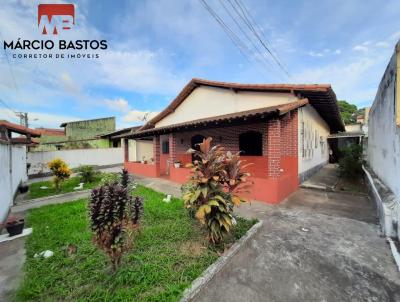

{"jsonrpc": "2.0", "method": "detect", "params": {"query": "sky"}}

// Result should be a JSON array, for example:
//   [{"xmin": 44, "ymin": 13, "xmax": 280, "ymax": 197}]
[{"xmin": 0, "ymin": 0, "xmax": 399, "ymax": 129}]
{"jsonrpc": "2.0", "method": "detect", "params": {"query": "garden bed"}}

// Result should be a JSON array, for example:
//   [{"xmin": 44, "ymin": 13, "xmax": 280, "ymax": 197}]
[
  {"xmin": 16, "ymin": 185, "xmax": 256, "ymax": 302},
  {"xmin": 28, "ymin": 175, "xmax": 103, "ymax": 200}
]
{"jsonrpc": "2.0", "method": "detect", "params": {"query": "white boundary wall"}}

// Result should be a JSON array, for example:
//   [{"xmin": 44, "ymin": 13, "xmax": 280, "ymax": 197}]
[
  {"xmin": 0, "ymin": 142, "xmax": 27, "ymax": 223},
  {"xmin": 28, "ymin": 148, "xmax": 124, "ymax": 175}
]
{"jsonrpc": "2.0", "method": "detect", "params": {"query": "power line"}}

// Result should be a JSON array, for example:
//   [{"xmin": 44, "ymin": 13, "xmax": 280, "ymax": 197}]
[
  {"xmin": 0, "ymin": 30, "xmax": 20, "ymax": 93},
  {"xmin": 0, "ymin": 98, "xmax": 17, "ymax": 113},
  {"xmin": 227, "ymin": 0, "xmax": 291, "ymax": 78},
  {"xmin": 0, "ymin": 99, "xmax": 19, "ymax": 122},
  {"xmin": 198, "ymin": 0, "xmax": 272, "ymax": 79},
  {"xmin": 217, "ymin": 0, "xmax": 275, "ymax": 72}
]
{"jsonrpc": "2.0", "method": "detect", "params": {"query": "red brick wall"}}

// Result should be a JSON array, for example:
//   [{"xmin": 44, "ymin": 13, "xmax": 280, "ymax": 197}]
[
  {"xmin": 173, "ymin": 122, "xmax": 268, "ymax": 154},
  {"xmin": 153, "ymin": 136, "xmax": 160, "ymax": 176},
  {"xmin": 127, "ymin": 110, "xmax": 300, "ymax": 203},
  {"xmin": 266, "ymin": 118, "xmax": 281, "ymax": 179}
]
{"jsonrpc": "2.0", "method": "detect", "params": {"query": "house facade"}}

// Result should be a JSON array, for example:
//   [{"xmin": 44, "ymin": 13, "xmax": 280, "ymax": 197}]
[{"xmin": 121, "ymin": 79, "xmax": 344, "ymax": 203}]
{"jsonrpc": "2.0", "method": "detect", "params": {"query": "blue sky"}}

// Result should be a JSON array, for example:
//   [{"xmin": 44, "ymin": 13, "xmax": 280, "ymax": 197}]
[{"xmin": 0, "ymin": 0, "xmax": 400, "ymax": 129}]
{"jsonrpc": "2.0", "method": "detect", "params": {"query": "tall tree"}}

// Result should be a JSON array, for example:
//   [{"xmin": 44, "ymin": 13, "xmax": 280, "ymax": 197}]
[{"xmin": 338, "ymin": 100, "xmax": 358, "ymax": 124}]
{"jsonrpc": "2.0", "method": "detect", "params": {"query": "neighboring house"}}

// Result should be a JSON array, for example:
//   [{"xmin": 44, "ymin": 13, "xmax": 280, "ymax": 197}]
[
  {"xmin": 32, "ymin": 127, "xmax": 66, "ymax": 151},
  {"xmin": 366, "ymin": 43, "xmax": 400, "ymax": 240},
  {"xmin": 120, "ymin": 78, "xmax": 344, "ymax": 203},
  {"xmin": 99, "ymin": 126, "xmax": 153, "ymax": 162},
  {"xmin": 0, "ymin": 120, "xmax": 41, "ymax": 224},
  {"xmin": 31, "ymin": 117, "xmax": 116, "ymax": 151}
]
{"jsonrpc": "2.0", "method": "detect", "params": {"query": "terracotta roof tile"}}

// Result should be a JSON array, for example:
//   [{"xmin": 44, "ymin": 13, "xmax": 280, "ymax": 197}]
[
  {"xmin": 120, "ymin": 99, "xmax": 308, "ymax": 139},
  {"xmin": 0, "ymin": 120, "xmax": 41, "ymax": 137},
  {"xmin": 140, "ymin": 78, "xmax": 344, "ymax": 133},
  {"xmin": 35, "ymin": 128, "xmax": 65, "ymax": 136}
]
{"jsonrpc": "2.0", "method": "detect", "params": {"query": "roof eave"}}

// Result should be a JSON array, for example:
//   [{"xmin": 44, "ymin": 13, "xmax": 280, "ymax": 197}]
[{"xmin": 122, "ymin": 99, "xmax": 308, "ymax": 139}]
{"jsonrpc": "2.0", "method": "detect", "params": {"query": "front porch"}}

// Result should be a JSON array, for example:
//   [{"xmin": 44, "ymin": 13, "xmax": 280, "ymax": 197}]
[{"xmin": 123, "ymin": 112, "xmax": 299, "ymax": 204}]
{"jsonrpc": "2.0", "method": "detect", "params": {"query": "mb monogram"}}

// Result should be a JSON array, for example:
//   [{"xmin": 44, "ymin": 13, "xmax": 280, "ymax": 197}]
[{"xmin": 3, "ymin": 3, "xmax": 108, "ymax": 58}]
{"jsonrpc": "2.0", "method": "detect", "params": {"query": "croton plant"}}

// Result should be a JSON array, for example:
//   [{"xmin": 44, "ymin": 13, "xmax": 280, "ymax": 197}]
[{"xmin": 182, "ymin": 137, "xmax": 252, "ymax": 244}]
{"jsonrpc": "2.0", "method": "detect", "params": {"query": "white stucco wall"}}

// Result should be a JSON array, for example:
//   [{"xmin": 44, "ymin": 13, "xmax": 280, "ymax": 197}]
[
  {"xmin": 156, "ymin": 86, "xmax": 298, "ymax": 128},
  {"xmin": 0, "ymin": 143, "xmax": 27, "ymax": 223},
  {"xmin": 27, "ymin": 148, "xmax": 124, "ymax": 175},
  {"xmin": 368, "ymin": 52, "xmax": 400, "ymax": 199},
  {"xmin": 298, "ymin": 105, "xmax": 330, "ymax": 177},
  {"xmin": 11, "ymin": 145, "xmax": 28, "ymax": 193},
  {"xmin": 345, "ymin": 124, "xmax": 362, "ymax": 132},
  {"xmin": 126, "ymin": 140, "xmax": 153, "ymax": 162},
  {"xmin": 136, "ymin": 140, "xmax": 153, "ymax": 161}
]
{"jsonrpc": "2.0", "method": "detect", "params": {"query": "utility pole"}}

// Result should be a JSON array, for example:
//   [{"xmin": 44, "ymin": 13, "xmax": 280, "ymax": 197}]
[{"xmin": 16, "ymin": 112, "xmax": 28, "ymax": 128}]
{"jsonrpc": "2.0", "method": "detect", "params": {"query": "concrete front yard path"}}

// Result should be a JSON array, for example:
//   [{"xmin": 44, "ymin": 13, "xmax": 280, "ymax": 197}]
[
  {"xmin": 193, "ymin": 189, "xmax": 400, "ymax": 302},
  {"xmin": 0, "ymin": 237, "xmax": 26, "ymax": 301}
]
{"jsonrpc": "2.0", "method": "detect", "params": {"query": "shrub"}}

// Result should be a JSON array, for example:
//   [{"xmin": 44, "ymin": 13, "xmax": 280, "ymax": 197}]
[
  {"xmin": 89, "ymin": 172, "xmax": 143, "ymax": 272},
  {"xmin": 47, "ymin": 158, "xmax": 71, "ymax": 191},
  {"xmin": 99, "ymin": 172, "xmax": 120, "ymax": 186},
  {"xmin": 182, "ymin": 137, "xmax": 251, "ymax": 244},
  {"xmin": 339, "ymin": 144, "xmax": 364, "ymax": 177},
  {"xmin": 76, "ymin": 165, "xmax": 97, "ymax": 183}
]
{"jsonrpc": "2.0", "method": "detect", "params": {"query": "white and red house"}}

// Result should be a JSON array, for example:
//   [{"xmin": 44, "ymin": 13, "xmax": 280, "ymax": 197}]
[{"xmin": 119, "ymin": 79, "xmax": 344, "ymax": 203}]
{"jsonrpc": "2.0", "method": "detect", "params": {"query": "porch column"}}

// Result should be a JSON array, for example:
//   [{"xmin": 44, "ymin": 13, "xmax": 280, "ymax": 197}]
[
  {"xmin": 291, "ymin": 110, "xmax": 298, "ymax": 157},
  {"xmin": 266, "ymin": 118, "xmax": 282, "ymax": 179},
  {"xmin": 153, "ymin": 135, "xmax": 161, "ymax": 176},
  {"xmin": 281, "ymin": 110, "xmax": 298, "ymax": 157},
  {"xmin": 169, "ymin": 133, "xmax": 177, "ymax": 164},
  {"xmin": 123, "ymin": 138, "xmax": 129, "ymax": 162}
]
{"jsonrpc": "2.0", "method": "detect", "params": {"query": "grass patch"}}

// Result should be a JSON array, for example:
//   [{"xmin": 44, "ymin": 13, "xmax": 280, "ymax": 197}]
[
  {"xmin": 16, "ymin": 185, "xmax": 256, "ymax": 302},
  {"xmin": 28, "ymin": 175, "xmax": 103, "ymax": 199}
]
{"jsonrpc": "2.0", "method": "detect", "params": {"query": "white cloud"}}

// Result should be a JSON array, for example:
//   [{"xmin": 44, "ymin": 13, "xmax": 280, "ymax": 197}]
[
  {"xmin": 296, "ymin": 40, "xmax": 394, "ymax": 106},
  {"xmin": 0, "ymin": 108, "xmax": 20, "ymax": 124},
  {"xmin": 0, "ymin": 0, "xmax": 186, "ymax": 114},
  {"xmin": 308, "ymin": 49, "xmax": 341, "ymax": 57},
  {"xmin": 61, "ymin": 72, "xmax": 81, "ymax": 96},
  {"xmin": 376, "ymin": 41, "xmax": 390, "ymax": 48},
  {"xmin": 122, "ymin": 110, "xmax": 159, "ymax": 124},
  {"xmin": 353, "ymin": 45, "xmax": 369, "ymax": 52},
  {"xmin": 0, "ymin": 108, "xmax": 79, "ymax": 128},
  {"xmin": 98, "ymin": 50, "xmax": 185, "ymax": 94},
  {"xmin": 104, "ymin": 98, "xmax": 130, "ymax": 112},
  {"xmin": 308, "ymin": 51, "xmax": 324, "ymax": 57}
]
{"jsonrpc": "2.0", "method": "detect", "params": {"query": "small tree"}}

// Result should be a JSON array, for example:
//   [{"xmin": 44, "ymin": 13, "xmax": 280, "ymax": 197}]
[
  {"xmin": 47, "ymin": 158, "xmax": 71, "ymax": 191},
  {"xmin": 182, "ymin": 137, "xmax": 251, "ymax": 244}
]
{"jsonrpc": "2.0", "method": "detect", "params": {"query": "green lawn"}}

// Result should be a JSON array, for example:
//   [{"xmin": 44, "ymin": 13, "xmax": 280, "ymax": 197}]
[
  {"xmin": 28, "ymin": 175, "xmax": 103, "ymax": 199},
  {"xmin": 16, "ymin": 185, "xmax": 256, "ymax": 302}
]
